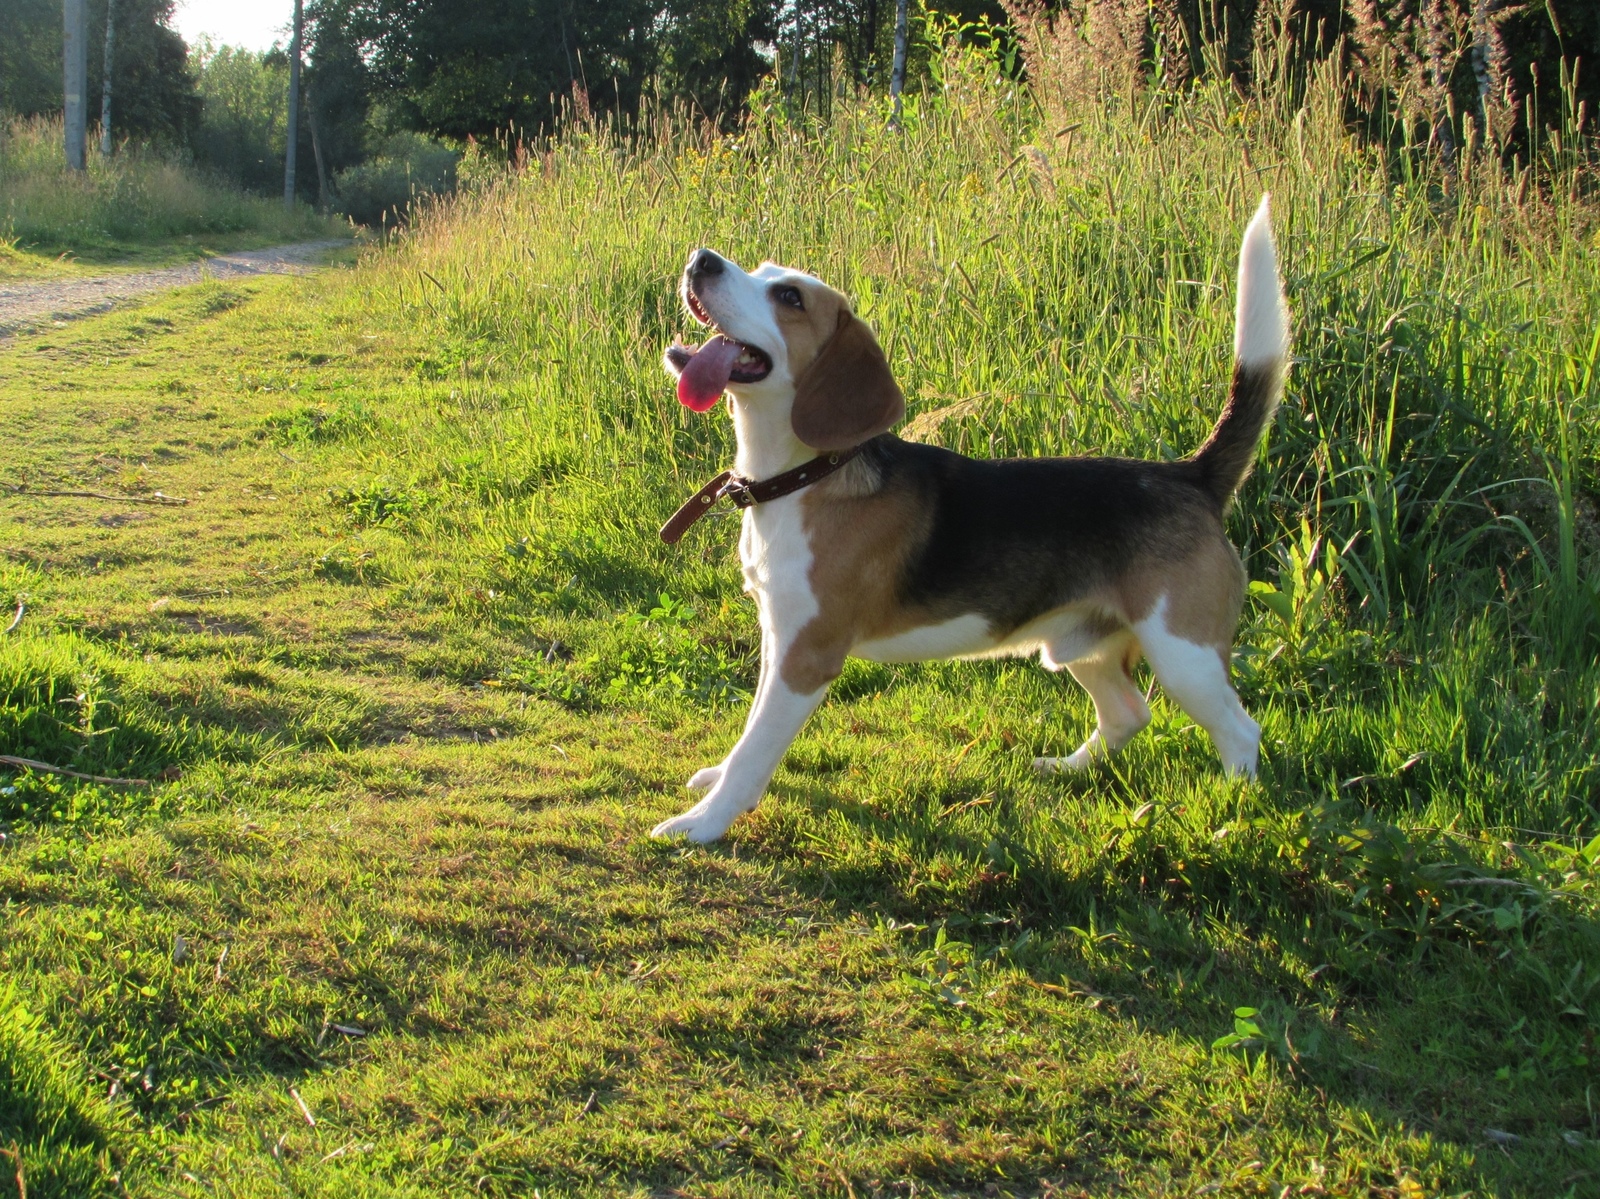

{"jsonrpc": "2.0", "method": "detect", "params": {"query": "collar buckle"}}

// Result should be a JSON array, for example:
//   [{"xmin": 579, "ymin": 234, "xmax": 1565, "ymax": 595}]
[{"xmin": 719, "ymin": 476, "xmax": 757, "ymax": 508}]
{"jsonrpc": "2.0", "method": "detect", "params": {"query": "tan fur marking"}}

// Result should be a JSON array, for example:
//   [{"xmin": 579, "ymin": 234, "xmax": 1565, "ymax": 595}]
[
  {"xmin": 770, "ymin": 278, "xmax": 846, "ymax": 380},
  {"xmin": 780, "ymin": 471, "xmax": 932, "ymax": 693},
  {"xmin": 1114, "ymin": 536, "xmax": 1245, "ymax": 655}
]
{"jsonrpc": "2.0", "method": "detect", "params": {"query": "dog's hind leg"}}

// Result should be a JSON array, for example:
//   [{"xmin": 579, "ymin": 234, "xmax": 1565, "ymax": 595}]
[
  {"xmin": 1133, "ymin": 598, "xmax": 1259, "ymax": 776},
  {"xmin": 1035, "ymin": 630, "xmax": 1151, "ymax": 773}
]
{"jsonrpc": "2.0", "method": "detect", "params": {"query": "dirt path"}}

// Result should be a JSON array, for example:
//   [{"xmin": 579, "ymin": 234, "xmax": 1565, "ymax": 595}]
[{"xmin": 0, "ymin": 238, "xmax": 349, "ymax": 338}]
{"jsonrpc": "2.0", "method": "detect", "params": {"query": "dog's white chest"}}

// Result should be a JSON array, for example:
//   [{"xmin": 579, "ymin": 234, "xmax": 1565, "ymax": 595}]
[{"xmin": 739, "ymin": 498, "xmax": 820, "ymax": 630}]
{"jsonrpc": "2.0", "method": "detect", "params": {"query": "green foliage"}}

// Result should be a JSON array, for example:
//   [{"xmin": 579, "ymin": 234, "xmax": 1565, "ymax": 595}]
[
  {"xmin": 327, "ymin": 478, "xmax": 439, "ymax": 526},
  {"xmin": 0, "ymin": 113, "xmax": 334, "ymax": 254},
  {"xmin": 0, "ymin": 0, "xmax": 60, "ymax": 119},
  {"xmin": 307, "ymin": 0, "xmax": 782, "ymax": 142},
  {"xmin": 0, "ymin": 0, "xmax": 198, "ymax": 146},
  {"xmin": 605, "ymin": 592, "xmax": 754, "ymax": 706},
  {"xmin": 188, "ymin": 40, "xmax": 290, "ymax": 195},
  {"xmin": 1237, "ymin": 519, "xmax": 1372, "ymax": 702},
  {"xmin": 331, "ymin": 131, "xmax": 457, "ymax": 226},
  {"xmin": 258, "ymin": 398, "xmax": 376, "ymax": 444}
]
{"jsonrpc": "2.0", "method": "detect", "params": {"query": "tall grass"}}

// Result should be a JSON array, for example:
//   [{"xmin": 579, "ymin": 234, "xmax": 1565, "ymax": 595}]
[
  {"xmin": 340, "ymin": 35, "xmax": 1599, "ymax": 830},
  {"xmin": 0, "ymin": 113, "xmax": 333, "ymax": 253}
]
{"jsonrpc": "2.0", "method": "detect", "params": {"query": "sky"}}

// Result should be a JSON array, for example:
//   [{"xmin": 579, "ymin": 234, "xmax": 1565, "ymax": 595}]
[{"xmin": 171, "ymin": 1, "xmax": 295, "ymax": 53}]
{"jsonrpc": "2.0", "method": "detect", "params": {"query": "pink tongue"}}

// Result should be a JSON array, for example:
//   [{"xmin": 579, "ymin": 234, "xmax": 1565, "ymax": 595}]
[{"xmin": 677, "ymin": 335, "xmax": 742, "ymax": 412}]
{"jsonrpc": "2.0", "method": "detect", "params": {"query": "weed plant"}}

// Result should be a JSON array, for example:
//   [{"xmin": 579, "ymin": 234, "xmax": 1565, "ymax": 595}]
[{"xmin": 0, "ymin": 26, "xmax": 1598, "ymax": 1199}]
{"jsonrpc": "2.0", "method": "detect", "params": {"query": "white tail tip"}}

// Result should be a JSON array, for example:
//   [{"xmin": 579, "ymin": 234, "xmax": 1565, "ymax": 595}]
[{"xmin": 1234, "ymin": 194, "xmax": 1289, "ymax": 367}]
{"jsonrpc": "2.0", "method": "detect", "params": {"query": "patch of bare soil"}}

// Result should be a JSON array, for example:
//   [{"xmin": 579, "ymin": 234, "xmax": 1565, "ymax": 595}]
[{"xmin": 0, "ymin": 240, "xmax": 348, "ymax": 338}]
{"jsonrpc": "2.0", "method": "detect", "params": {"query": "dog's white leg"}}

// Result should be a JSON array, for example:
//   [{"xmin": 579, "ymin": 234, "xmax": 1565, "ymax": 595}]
[
  {"xmin": 652, "ymin": 670, "xmax": 828, "ymax": 842},
  {"xmin": 1035, "ymin": 632, "xmax": 1151, "ymax": 773},
  {"xmin": 1133, "ymin": 598, "xmax": 1260, "ymax": 776},
  {"xmin": 685, "ymin": 764, "xmax": 725, "ymax": 791},
  {"xmin": 686, "ymin": 627, "xmax": 777, "ymax": 793}
]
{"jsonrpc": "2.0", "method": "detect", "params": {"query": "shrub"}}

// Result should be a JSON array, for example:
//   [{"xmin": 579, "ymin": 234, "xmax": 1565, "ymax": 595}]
[{"xmin": 332, "ymin": 131, "xmax": 457, "ymax": 227}]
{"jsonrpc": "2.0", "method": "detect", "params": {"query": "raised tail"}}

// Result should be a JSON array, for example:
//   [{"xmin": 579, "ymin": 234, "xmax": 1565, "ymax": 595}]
[{"xmin": 1191, "ymin": 194, "xmax": 1290, "ymax": 510}]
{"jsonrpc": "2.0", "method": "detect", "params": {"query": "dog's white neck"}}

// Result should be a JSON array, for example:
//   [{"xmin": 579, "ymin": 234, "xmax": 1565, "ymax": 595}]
[{"xmin": 729, "ymin": 394, "xmax": 814, "ymax": 481}]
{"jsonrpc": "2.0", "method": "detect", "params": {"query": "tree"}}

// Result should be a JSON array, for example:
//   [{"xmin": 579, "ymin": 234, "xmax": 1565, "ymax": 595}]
[
  {"xmin": 307, "ymin": 0, "xmax": 786, "ymax": 140},
  {"xmin": 0, "ymin": 0, "xmax": 62, "ymax": 117},
  {"xmin": 285, "ymin": 0, "xmax": 303, "ymax": 207},
  {"xmin": 189, "ymin": 42, "xmax": 290, "ymax": 193},
  {"xmin": 86, "ymin": 0, "xmax": 198, "ymax": 145},
  {"xmin": 99, "ymin": 0, "xmax": 115, "ymax": 156},
  {"xmin": 1, "ymin": 0, "xmax": 195, "ymax": 146}
]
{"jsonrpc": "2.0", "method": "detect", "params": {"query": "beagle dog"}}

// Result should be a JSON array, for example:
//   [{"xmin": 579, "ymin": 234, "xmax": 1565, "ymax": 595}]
[{"xmin": 653, "ymin": 196, "xmax": 1289, "ymax": 843}]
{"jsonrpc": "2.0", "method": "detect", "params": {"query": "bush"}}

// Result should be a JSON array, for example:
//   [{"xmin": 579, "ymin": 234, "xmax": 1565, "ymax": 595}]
[{"xmin": 332, "ymin": 131, "xmax": 457, "ymax": 227}]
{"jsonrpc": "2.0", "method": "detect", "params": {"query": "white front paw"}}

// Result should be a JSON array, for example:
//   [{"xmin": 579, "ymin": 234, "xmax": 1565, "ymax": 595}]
[
  {"xmin": 650, "ymin": 796, "xmax": 742, "ymax": 843},
  {"xmin": 686, "ymin": 765, "xmax": 724, "ymax": 792}
]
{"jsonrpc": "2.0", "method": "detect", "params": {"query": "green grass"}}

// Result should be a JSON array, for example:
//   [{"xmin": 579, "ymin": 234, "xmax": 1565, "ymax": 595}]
[
  {"xmin": 0, "ymin": 37, "xmax": 1598, "ymax": 1199},
  {"xmin": 0, "ymin": 113, "xmax": 343, "ymax": 277}
]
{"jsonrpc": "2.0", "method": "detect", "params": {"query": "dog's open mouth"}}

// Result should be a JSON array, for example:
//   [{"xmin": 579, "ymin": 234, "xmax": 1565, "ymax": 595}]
[{"xmin": 669, "ymin": 287, "xmax": 773, "ymax": 411}]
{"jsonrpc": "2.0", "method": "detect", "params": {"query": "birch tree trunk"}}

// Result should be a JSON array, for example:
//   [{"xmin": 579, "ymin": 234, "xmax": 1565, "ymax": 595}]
[
  {"xmin": 99, "ymin": 0, "xmax": 115, "ymax": 157},
  {"xmin": 890, "ymin": 0, "xmax": 909, "ymax": 126},
  {"xmin": 284, "ymin": 0, "xmax": 303, "ymax": 209}
]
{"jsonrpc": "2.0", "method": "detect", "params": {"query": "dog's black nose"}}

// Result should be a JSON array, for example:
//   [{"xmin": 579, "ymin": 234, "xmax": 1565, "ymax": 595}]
[{"xmin": 689, "ymin": 249, "xmax": 724, "ymax": 278}]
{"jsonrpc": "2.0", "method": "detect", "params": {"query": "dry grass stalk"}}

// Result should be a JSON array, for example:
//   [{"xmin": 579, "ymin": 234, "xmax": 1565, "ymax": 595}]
[
  {"xmin": 1347, "ymin": 0, "xmax": 1472, "ymax": 170},
  {"xmin": 1001, "ymin": 0, "xmax": 1149, "ymax": 124}
]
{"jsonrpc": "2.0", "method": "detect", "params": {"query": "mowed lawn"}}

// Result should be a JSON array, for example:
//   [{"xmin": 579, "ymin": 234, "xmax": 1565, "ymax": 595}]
[{"xmin": 3, "ymin": 60, "xmax": 1600, "ymax": 1199}]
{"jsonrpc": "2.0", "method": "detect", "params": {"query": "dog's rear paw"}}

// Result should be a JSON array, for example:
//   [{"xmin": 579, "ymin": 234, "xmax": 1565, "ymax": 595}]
[
  {"xmin": 686, "ymin": 765, "xmax": 724, "ymax": 792},
  {"xmin": 1033, "ymin": 743, "xmax": 1097, "ymax": 774},
  {"xmin": 650, "ymin": 799, "xmax": 739, "ymax": 843},
  {"xmin": 1035, "ymin": 731, "xmax": 1109, "ymax": 774}
]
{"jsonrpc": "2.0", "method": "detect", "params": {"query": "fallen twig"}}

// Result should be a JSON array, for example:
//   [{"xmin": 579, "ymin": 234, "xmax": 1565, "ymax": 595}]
[
  {"xmin": 2, "ymin": 599, "xmax": 21, "ymax": 635},
  {"xmin": 0, "ymin": 755, "xmax": 151, "ymax": 787},
  {"xmin": 3, "ymin": 485, "xmax": 187, "ymax": 507},
  {"xmin": 290, "ymin": 1087, "xmax": 316, "ymax": 1127}
]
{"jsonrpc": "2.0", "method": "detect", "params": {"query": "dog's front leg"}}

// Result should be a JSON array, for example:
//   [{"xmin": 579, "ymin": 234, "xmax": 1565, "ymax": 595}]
[
  {"xmin": 651, "ymin": 638, "xmax": 829, "ymax": 843},
  {"xmin": 684, "ymin": 625, "xmax": 778, "ymax": 794}
]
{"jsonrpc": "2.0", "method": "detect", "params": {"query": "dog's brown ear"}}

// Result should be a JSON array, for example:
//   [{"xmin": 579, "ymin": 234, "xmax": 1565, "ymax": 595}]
[{"xmin": 791, "ymin": 308, "xmax": 905, "ymax": 451}]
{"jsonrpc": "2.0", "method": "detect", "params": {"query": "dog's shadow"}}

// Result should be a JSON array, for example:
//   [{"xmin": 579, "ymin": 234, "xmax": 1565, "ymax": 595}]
[{"xmin": 714, "ymin": 740, "xmax": 1600, "ymax": 1191}]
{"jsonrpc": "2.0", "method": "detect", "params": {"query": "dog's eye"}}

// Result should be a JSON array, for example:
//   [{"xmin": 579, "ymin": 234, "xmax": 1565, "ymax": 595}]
[{"xmin": 772, "ymin": 286, "xmax": 804, "ymax": 310}]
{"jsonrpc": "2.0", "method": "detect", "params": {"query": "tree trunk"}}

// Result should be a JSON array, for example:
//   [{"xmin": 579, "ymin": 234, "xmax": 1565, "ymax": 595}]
[
  {"xmin": 307, "ymin": 86, "xmax": 330, "ymax": 213},
  {"xmin": 865, "ymin": 0, "xmax": 879, "ymax": 85},
  {"xmin": 63, "ymin": 0, "xmax": 88, "ymax": 170},
  {"xmin": 890, "ymin": 0, "xmax": 909, "ymax": 126},
  {"xmin": 789, "ymin": 4, "xmax": 803, "ymax": 102},
  {"xmin": 99, "ymin": 0, "xmax": 114, "ymax": 156},
  {"xmin": 284, "ymin": 0, "xmax": 303, "ymax": 209}
]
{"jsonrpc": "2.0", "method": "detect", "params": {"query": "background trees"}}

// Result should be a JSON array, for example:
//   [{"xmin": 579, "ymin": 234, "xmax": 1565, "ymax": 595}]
[
  {"xmin": 2, "ymin": 0, "xmax": 197, "ymax": 145},
  {"xmin": 0, "ymin": 0, "xmax": 1592, "ymax": 220}
]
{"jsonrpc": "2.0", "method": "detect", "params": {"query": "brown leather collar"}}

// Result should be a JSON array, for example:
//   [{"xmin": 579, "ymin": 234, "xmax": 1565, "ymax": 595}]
[{"xmin": 660, "ymin": 444, "xmax": 865, "ymax": 544}]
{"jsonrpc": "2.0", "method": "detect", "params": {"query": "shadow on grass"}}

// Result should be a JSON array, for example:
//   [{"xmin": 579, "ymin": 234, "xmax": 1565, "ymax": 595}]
[{"xmin": 748, "ymin": 759, "xmax": 1600, "ymax": 1195}]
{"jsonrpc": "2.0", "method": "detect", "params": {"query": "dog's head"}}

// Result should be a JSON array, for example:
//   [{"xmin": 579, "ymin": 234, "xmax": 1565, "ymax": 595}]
[{"xmin": 664, "ymin": 250, "xmax": 904, "ymax": 452}]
